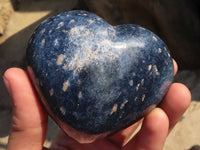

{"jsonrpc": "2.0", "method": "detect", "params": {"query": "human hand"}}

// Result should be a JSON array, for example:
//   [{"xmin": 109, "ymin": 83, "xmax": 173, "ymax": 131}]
[{"xmin": 3, "ymin": 60, "xmax": 191, "ymax": 150}]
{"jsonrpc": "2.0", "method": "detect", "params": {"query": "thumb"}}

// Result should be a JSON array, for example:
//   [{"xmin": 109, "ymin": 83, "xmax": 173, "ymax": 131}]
[{"xmin": 3, "ymin": 68, "xmax": 48, "ymax": 150}]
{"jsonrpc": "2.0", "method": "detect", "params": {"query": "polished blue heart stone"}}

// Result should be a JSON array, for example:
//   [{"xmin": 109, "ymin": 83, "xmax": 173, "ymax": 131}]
[{"xmin": 26, "ymin": 10, "xmax": 174, "ymax": 143}]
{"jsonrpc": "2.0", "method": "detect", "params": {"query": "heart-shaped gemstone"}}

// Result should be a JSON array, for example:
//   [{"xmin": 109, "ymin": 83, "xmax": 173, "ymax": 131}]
[{"xmin": 26, "ymin": 10, "xmax": 174, "ymax": 143}]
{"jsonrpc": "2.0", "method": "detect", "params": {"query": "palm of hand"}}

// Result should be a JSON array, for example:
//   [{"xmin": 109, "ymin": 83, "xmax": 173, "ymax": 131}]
[{"xmin": 4, "ymin": 63, "xmax": 191, "ymax": 150}]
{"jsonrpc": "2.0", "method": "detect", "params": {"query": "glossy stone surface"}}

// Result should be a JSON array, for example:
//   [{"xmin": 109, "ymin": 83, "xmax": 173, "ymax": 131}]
[{"xmin": 26, "ymin": 10, "xmax": 174, "ymax": 143}]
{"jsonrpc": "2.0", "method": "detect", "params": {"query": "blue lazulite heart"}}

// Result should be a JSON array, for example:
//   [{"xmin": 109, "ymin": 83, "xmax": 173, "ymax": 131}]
[{"xmin": 26, "ymin": 10, "xmax": 174, "ymax": 143}]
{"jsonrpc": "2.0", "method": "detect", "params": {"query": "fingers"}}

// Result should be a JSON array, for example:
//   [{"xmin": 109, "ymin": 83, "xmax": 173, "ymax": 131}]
[
  {"xmin": 159, "ymin": 83, "xmax": 191, "ymax": 132},
  {"xmin": 160, "ymin": 59, "xmax": 191, "ymax": 132},
  {"xmin": 3, "ymin": 68, "xmax": 48, "ymax": 150},
  {"xmin": 173, "ymin": 59, "xmax": 178, "ymax": 75},
  {"xmin": 124, "ymin": 108, "xmax": 169, "ymax": 150},
  {"xmin": 107, "ymin": 120, "xmax": 142, "ymax": 147}
]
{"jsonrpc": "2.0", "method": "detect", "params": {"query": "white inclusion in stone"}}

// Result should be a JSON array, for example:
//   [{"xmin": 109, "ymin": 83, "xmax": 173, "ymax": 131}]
[
  {"xmin": 134, "ymin": 97, "xmax": 138, "ymax": 101},
  {"xmin": 141, "ymin": 79, "xmax": 144, "ymax": 85},
  {"xmin": 110, "ymin": 104, "xmax": 118, "ymax": 115},
  {"xmin": 70, "ymin": 26, "xmax": 85, "ymax": 36},
  {"xmin": 168, "ymin": 53, "xmax": 171, "ymax": 57},
  {"xmin": 132, "ymin": 72, "xmax": 136, "ymax": 76},
  {"xmin": 69, "ymin": 19, "xmax": 75, "ymax": 24},
  {"xmin": 49, "ymin": 30, "xmax": 52, "ymax": 34},
  {"xmin": 54, "ymin": 39, "xmax": 59, "ymax": 46},
  {"xmin": 129, "ymin": 80, "xmax": 133, "ymax": 86},
  {"xmin": 63, "ymin": 80, "xmax": 70, "ymax": 92},
  {"xmin": 136, "ymin": 83, "xmax": 140, "ymax": 91},
  {"xmin": 88, "ymin": 19, "xmax": 95, "ymax": 24},
  {"xmin": 78, "ymin": 91, "xmax": 83, "ymax": 99},
  {"xmin": 153, "ymin": 65, "xmax": 160, "ymax": 75},
  {"xmin": 62, "ymin": 29, "xmax": 68, "ymax": 33},
  {"xmin": 141, "ymin": 94, "xmax": 146, "ymax": 102},
  {"xmin": 67, "ymin": 27, "xmax": 140, "ymax": 74},
  {"xmin": 126, "ymin": 40, "xmax": 145, "ymax": 48},
  {"xmin": 41, "ymin": 28, "xmax": 46, "ymax": 33},
  {"xmin": 41, "ymin": 39, "xmax": 45, "ymax": 46},
  {"xmin": 56, "ymin": 22, "xmax": 64, "ymax": 29},
  {"xmin": 139, "ymin": 26, "xmax": 146, "ymax": 30},
  {"xmin": 148, "ymin": 64, "xmax": 152, "ymax": 71},
  {"xmin": 60, "ymin": 106, "xmax": 66, "ymax": 115},
  {"xmin": 158, "ymin": 48, "xmax": 162, "ymax": 53},
  {"xmin": 49, "ymin": 88, "xmax": 54, "ymax": 96},
  {"xmin": 56, "ymin": 54, "xmax": 66, "ymax": 65},
  {"xmin": 152, "ymin": 36, "xmax": 158, "ymax": 41},
  {"xmin": 120, "ymin": 99, "xmax": 128, "ymax": 109},
  {"xmin": 109, "ymin": 41, "xmax": 127, "ymax": 49}
]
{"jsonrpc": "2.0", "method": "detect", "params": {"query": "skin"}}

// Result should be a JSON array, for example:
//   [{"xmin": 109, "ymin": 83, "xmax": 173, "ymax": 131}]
[{"xmin": 3, "ymin": 60, "xmax": 191, "ymax": 150}]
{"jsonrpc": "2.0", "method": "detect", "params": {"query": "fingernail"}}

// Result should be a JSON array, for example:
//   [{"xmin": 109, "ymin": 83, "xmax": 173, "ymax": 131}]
[{"xmin": 3, "ymin": 77, "xmax": 11, "ymax": 94}]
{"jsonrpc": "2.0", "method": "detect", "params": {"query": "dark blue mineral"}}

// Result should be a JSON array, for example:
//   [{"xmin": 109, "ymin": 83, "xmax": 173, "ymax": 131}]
[{"xmin": 26, "ymin": 10, "xmax": 174, "ymax": 143}]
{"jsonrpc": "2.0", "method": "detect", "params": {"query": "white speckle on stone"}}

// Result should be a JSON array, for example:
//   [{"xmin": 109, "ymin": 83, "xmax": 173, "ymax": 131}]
[
  {"xmin": 158, "ymin": 48, "xmax": 162, "ymax": 53},
  {"xmin": 56, "ymin": 54, "xmax": 66, "ymax": 65},
  {"xmin": 62, "ymin": 64, "xmax": 68, "ymax": 70},
  {"xmin": 148, "ymin": 64, "xmax": 152, "ymax": 71},
  {"xmin": 136, "ymin": 83, "xmax": 140, "ymax": 91},
  {"xmin": 83, "ymin": 13, "xmax": 88, "ymax": 16},
  {"xmin": 134, "ymin": 97, "xmax": 138, "ymax": 101},
  {"xmin": 88, "ymin": 19, "xmax": 95, "ymax": 24},
  {"xmin": 153, "ymin": 65, "xmax": 160, "ymax": 75},
  {"xmin": 41, "ymin": 39, "xmax": 45, "ymax": 46},
  {"xmin": 97, "ymin": 17, "xmax": 102, "ymax": 21},
  {"xmin": 60, "ymin": 106, "xmax": 66, "ymax": 115},
  {"xmin": 129, "ymin": 80, "xmax": 133, "ymax": 86},
  {"xmin": 70, "ymin": 27, "xmax": 77, "ymax": 35},
  {"xmin": 56, "ymin": 22, "xmax": 64, "ymax": 29},
  {"xmin": 110, "ymin": 104, "xmax": 118, "ymax": 115},
  {"xmin": 62, "ymin": 29, "xmax": 68, "ymax": 33},
  {"xmin": 78, "ymin": 91, "xmax": 83, "ymax": 99},
  {"xmin": 141, "ymin": 79, "xmax": 144, "ymax": 85},
  {"xmin": 63, "ymin": 80, "xmax": 70, "ymax": 92},
  {"xmin": 141, "ymin": 94, "xmax": 146, "ymax": 102},
  {"xmin": 132, "ymin": 72, "xmax": 136, "ymax": 76},
  {"xmin": 164, "ymin": 47, "xmax": 167, "ymax": 51},
  {"xmin": 153, "ymin": 36, "xmax": 158, "ymax": 41},
  {"xmin": 54, "ymin": 39, "xmax": 59, "ymax": 46},
  {"xmin": 120, "ymin": 99, "xmax": 128, "ymax": 109},
  {"xmin": 139, "ymin": 26, "xmax": 146, "ymax": 30},
  {"xmin": 69, "ymin": 19, "xmax": 75, "ymax": 24},
  {"xmin": 77, "ymin": 80, "xmax": 81, "ymax": 85},
  {"xmin": 49, "ymin": 88, "xmax": 54, "ymax": 96},
  {"xmin": 132, "ymin": 26, "xmax": 135, "ymax": 30},
  {"xmin": 70, "ymin": 26, "xmax": 85, "ymax": 36},
  {"xmin": 41, "ymin": 28, "xmax": 46, "ymax": 33},
  {"xmin": 168, "ymin": 53, "xmax": 171, "ymax": 57},
  {"xmin": 82, "ymin": 29, "xmax": 90, "ymax": 37}
]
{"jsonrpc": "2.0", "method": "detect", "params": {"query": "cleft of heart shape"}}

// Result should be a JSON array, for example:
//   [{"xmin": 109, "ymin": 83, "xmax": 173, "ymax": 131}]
[{"xmin": 26, "ymin": 10, "xmax": 174, "ymax": 143}]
